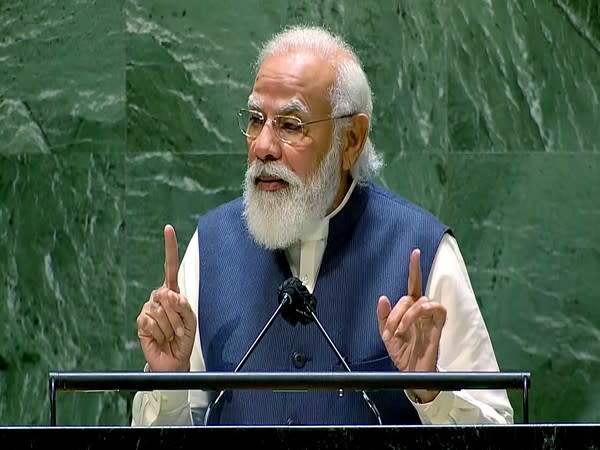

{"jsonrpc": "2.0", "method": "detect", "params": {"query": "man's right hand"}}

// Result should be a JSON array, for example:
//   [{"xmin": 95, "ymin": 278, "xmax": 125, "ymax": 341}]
[{"xmin": 136, "ymin": 224, "xmax": 197, "ymax": 372}]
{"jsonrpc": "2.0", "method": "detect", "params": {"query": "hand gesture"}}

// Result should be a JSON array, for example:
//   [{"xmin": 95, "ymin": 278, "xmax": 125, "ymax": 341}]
[
  {"xmin": 376, "ymin": 248, "xmax": 447, "ymax": 402},
  {"xmin": 136, "ymin": 224, "xmax": 197, "ymax": 372}
]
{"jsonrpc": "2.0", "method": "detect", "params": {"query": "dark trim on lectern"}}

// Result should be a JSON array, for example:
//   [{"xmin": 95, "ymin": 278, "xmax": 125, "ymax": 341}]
[
  {"xmin": 48, "ymin": 371, "xmax": 531, "ymax": 426},
  {"xmin": 4, "ymin": 424, "xmax": 600, "ymax": 450}
]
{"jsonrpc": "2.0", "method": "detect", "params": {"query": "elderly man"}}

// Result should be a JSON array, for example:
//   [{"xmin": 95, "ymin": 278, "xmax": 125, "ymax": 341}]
[{"xmin": 132, "ymin": 25, "xmax": 513, "ymax": 426}]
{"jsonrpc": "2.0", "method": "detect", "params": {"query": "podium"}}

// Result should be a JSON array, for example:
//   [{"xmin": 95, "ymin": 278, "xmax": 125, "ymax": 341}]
[
  {"xmin": 2, "ymin": 424, "xmax": 599, "ymax": 449},
  {"xmin": 48, "ymin": 370, "xmax": 531, "ymax": 424},
  {"xmin": 0, "ymin": 371, "xmax": 592, "ymax": 449}
]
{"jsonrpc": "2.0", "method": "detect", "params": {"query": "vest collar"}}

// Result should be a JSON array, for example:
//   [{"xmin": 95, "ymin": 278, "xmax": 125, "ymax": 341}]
[{"xmin": 326, "ymin": 180, "xmax": 370, "ymax": 252}]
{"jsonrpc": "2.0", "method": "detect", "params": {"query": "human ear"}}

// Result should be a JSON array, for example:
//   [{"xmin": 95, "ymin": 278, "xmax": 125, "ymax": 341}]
[{"xmin": 341, "ymin": 113, "xmax": 369, "ymax": 172}]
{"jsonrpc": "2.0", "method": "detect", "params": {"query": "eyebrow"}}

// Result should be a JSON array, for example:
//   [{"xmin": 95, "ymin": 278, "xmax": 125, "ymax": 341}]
[
  {"xmin": 278, "ymin": 100, "xmax": 309, "ymax": 116},
  {"xmin": 247, "ymin": 96, "xmax": 262, "ymax": 111},
  {"xmin": 246, "ymin": 96, "xmax": 309, "ymax": 116}
]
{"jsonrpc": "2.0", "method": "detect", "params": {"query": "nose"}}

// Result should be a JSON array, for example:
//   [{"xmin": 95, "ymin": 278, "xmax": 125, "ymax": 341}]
[{"xmin": 250, "ymin": 118, "xmax": 282, "ymax": 163}]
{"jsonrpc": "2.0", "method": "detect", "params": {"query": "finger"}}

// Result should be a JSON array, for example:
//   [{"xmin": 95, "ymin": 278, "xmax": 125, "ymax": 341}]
[
  {"xmin": 428, "ymin": 302, "xmax": 447, "ymax": 328},
  {"xmin": 381, "ymin": 296, "xmax": 415, "ymax": 339},
  {"xmin": 146, "ymin": 306, "xmax": 176, "ymax": 343},
  {"xmin": 156, "ymin": 288, "xmax": 197, "ymax": 335},
  {"xmin": 396, "ymin": 297, "xmax": 446, "ymax": 336},
  {"xmin": 146, "ymin": 289, "xmax": 177, "ymax": 342},
  {"xmin": 155, "ymin": 290, "xmax": 187, "ymax": 338},
  {"xmin": 376, "ymin": 296, "xmax": 392, "ymax": 337},
  {"xmin": 173, "ymin": 293, "xmax": 198, "ymax": 335},
  {"xmin": 407, "ymin": 248, "xmax": 422, "ymax": 298},
  {"xmin": 137, "ymin": 308, "xmax": 168, "ymax": 345},
  {"xmin": 164, "ymin": 224, "xmax": 180, "ymax": 293}
]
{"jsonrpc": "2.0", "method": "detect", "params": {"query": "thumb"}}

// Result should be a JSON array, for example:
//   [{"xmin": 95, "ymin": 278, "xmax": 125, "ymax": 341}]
[{"xmin": 376, "ymin": 295, "xmax": 392, "ymax": 337}]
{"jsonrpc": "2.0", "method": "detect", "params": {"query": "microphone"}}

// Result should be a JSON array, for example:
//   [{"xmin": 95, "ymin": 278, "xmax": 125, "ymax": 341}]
[
  {"xmin": 277, "ymin": 277, "xmax": 383, "ymax": 425},
  {"xmin": 202, "ymin": 284, "xmax": 295, "ymax": 425},
  {"xmin": 277, "ymin": 276, "xmax": 316, "ymax": 325},
  {"xmin": 203, "ymin": 277, "xmax": 382, "ymax": 425}
]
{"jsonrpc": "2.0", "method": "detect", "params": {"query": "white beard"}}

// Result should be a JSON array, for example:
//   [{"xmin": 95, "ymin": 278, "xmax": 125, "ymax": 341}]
[{"xmin": 242, "ymin": 134, "xmax": 342, "ymax": 250}]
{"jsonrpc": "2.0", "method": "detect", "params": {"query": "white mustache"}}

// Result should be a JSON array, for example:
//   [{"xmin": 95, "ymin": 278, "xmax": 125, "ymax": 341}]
[{"xmin": 246, "ymin": 161, "xmax": 303, "ymax": 187}]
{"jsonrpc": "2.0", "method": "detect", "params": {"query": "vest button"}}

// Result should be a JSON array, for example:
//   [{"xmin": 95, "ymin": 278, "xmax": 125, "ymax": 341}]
[{"xmin": 292, "ymin": 351, "xmax": 307, "ymax": 368}]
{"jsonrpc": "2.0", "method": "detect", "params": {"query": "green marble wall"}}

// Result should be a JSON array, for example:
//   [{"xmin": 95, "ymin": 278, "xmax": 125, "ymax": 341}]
[{"xmin": 0, "ymin": 0, "xmax": 598, "ymax": 425}]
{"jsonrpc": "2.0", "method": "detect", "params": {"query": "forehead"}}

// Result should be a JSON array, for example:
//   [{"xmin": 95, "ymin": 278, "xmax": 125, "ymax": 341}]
[{"xmin": 249, "ymin": 51, "xmax": 336, "ymax": 115}]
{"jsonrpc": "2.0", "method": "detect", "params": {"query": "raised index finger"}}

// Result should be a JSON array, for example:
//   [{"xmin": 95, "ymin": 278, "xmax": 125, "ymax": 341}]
[
  {"xmin": 164, "ymin": 224, "xmax": 180, "ymax": 293},
  {"xmin": 407, "ymin": 248, "xmax": 422, "ymax": 298}
]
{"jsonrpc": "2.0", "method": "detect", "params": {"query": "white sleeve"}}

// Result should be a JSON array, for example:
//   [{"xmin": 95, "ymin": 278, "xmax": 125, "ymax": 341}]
[
  {"xmin": 406, "ymin": 233, "xmax": 514, "ymax": 424},
  {"xmin": 131, "ymin": 229, "xmax": 208, "ymax": 426}
]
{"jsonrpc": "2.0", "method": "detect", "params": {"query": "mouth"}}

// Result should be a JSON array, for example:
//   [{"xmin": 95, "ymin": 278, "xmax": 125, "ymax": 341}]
[{"xmin": 255, "ymin": 175, "xmax": 289, "ymax": 192}]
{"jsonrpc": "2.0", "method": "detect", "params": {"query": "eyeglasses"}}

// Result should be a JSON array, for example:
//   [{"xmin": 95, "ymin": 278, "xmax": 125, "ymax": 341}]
[{"xmin": 237, "ymin": 109, "xmax": 355, "ymax": 144}]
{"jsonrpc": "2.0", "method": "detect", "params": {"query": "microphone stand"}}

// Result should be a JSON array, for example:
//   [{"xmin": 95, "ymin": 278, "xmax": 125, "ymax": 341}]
[
  {"xmin": 202, "ymin": 296, "xmax": 292, "ymax": 425},
  {"xmin": 278, "ymin": 277, "xmax": 382, "ymax": 425},
  {"xmin": 204, "ymin": 277, "xmax": 383, "ymax": 426},
  {"xmin": 300, "ymin": 297, "xmax": 383, "ymax": 425}
]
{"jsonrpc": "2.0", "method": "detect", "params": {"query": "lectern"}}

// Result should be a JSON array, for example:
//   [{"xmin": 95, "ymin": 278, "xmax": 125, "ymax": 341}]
[
  {"xmin": 48, "ymin": 370, "xmax": 531, "ymax": 425},
  {"xmin": 0, "ymin": 371, "xmax": 594, "ymax": 449}
]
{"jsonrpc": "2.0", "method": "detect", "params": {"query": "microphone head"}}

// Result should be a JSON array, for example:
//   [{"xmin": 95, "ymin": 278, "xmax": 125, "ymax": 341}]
[{"xmin": 277, "ymin": 277, "xmax": 317, "ymax": 326}]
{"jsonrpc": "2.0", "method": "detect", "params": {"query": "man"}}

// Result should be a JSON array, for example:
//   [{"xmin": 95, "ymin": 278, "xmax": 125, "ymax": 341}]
[{"xmin": 132, "ymin": 25, "xmax": 514, "ymax": 426}]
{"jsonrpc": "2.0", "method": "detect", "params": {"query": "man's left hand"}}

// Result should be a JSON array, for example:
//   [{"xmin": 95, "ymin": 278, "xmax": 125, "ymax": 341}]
[{"xmin": 376, "ymin": 248, "xmax": 447, "ymax": 403}]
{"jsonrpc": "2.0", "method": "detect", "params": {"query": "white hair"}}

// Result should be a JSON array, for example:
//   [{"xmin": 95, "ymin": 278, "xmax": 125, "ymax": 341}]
[{"xmin": 255, "ymin": 25, "xmax": 383, "ymax": 184}]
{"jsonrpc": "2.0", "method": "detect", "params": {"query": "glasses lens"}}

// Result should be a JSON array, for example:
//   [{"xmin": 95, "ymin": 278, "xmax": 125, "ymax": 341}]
[
  {"xmin": 239, "ymin": 110, "xmax": 264, "ymax": 138},
  {"xmin": 275, "ymin": 116, "xmax": 303, "ymax": 143}
]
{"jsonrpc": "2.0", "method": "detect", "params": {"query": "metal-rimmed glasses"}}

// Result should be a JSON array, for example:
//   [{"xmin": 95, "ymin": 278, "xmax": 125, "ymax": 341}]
[{"xmin": 237, "ymin": 109, "xmax": 355, "ymax": 144}]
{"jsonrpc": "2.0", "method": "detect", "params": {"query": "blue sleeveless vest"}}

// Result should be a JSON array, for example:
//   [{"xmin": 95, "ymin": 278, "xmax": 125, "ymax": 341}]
[{"xmin": 197, "ymin": 182, "xmax": 450, "ymax": 425}]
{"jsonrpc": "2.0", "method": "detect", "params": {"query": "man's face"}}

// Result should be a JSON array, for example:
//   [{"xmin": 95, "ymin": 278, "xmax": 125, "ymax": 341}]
[
  {"xmin": 242, "ymin": 51, "xmax": 344, "ymax": 250},
  {"xmin": 246, "ymin": 51, "xmax": 338, "ymax": 186}
]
